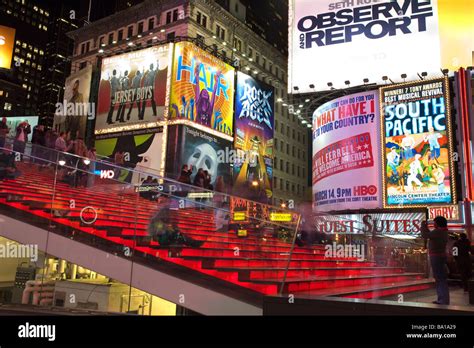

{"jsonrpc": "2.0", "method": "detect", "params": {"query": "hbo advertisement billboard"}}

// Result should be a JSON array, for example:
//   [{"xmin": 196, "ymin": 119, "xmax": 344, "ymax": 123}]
[{"xmin": 312, "ymin": 90, "xmax": 382, "ymax": 212}]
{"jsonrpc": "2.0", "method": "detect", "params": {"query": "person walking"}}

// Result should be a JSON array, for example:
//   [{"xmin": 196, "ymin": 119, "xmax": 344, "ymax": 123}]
[{"xmin": 421, "ymin": 216, "xmax": 450, "ymax": 305}]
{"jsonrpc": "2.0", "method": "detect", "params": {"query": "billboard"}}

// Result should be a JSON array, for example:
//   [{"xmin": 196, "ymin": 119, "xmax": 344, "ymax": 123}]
[
  {"xmin": 0, "ymin": 26, "xmax": 15, "ymax": 69},
  {"xmin": 290, "ymin": 0, "xmax": 457, "ymax": 92},
  {"xmin": 313, "ymin": 211, "xmax": 425, "ymax": 237},
  {"xmin": 96, "ymin": 44, "xmax": 172, "ymax": 135},
  {"xmin": 233, "ymin": 72, "xmax": 274, "ymax": 203},
  {"xmin": 5, "ymin": 116, "xmax": 39, "ymax": 143},
  {"xmin": 312, "ymin": 91, "xmax": 381, "ymax": 212},
  {"xmin": 95, "ymin": 127, "xmax": 164, "ymax": 183},
  {"xmin": 166, "ymin": 125, "xmax": 232, "ymax": 188},
  {"xmin": 53, "ymin": 65, "xmax": 93, "ymax": 140},
  {"xmin": 169, "ymin": 42, "xmax": 235, "ymax": 136},
  {"xmin": 380, "ymin": 77, "xmax": 456, "ymax": 207}
]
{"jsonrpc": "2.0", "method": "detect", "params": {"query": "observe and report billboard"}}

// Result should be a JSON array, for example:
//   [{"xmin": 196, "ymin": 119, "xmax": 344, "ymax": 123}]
[
  {"xmin": 380, "ymin": 77, "xmax": 456, "ymax": 207},
  {"xmin": 289, "ymin": 0, "xmax": 474, "ymax": 93},
  {"xmin": 312, "ymin": 90, "xmax": 381, "ymax": 212}
]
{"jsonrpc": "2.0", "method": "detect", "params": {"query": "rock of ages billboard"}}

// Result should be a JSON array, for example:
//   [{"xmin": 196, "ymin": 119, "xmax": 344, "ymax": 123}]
[
  {"xmin": 169, "ymin": 42, "xmax": 235, "ymax": 136},
  {"xmin": 381, "ymin": 77, "xmax": 456, "ymax": 207},
  {"xmin": 289, "ymin": 0, "xmax": 442, "ymax": 92},
  {"xmin": 95, "ymin": 44, "xmax": 171, "ymax": 136},
  {"xmin": 233, "ymin": 72, "xmax": 274, "ymax": 203},
  {"xmin": 312, "ymin": 91, "xmax": 381, "ymax": 212}
]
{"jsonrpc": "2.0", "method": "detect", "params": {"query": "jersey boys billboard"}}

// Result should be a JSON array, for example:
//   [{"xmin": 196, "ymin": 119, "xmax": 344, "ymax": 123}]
[
  {"xmin": 312, "ymin": 91, "xmax": 381, "ymax": 212},
  {"xmin": 169, "ymin": 42, "xmax": 235, "ymax": 136},
  {"xmin": 96, "ymin": 44, "xmax": 172, "ymax": 135},
  {"xmin": 380, "ymin": 77, "xmax": 456, "ymax": 207},
  {"xmin": 233, "ymin": 72, "xmax": 274, "ymax": 203},
  {"xmin": 289, "ymin": 0, "xmax": 441, "ymax": 92}
]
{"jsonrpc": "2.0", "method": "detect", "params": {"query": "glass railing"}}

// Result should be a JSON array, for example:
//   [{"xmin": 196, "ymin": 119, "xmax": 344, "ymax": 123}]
[
  {"xmin": 0, "ymin": 138, "xmax": 307, "ymax": 314},
  {"xmin": 3, "ymin": 138, "xmax": 460, "ymax": 311}
]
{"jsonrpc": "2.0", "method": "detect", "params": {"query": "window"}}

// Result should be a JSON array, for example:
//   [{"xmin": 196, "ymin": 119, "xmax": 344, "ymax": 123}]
[
  {"xmin": 287, "ymin": 126, "xmax": 290, "ymax": 136},
  {"xmin": 286, "ymin": 143, "xmax": 289, "ymax": 154},
  {"xmin": 108, "ymin": 33, "xmax": 114, "ymax": 44},
  {"xmin": 280, "ymin": 159, "xmax": 283, "ymax": 170},
  {"xmin": 303, "ymin": 151, "xmax": 306, "ymax": 160},
  {"xmin": 303, "ymin": 134, "xmax": 306, "ymax": 145},
  {"xmin": 80, "ymin": 43, "xmax": 85, "ymax": 54},
  {"xmin": 274, "ymin": 176, "xmax": 278, "ymax": 189},
  {"xmin": 297, "ymin": 184, "xmax": 300, "ymax": 195},
  {"xmin": 138, "ymin": 22, "xmax": 144, "ymax": 34},
  {"xmin": 293, "ymin": 129, "xmax": 295, "ymax": 139},
  {"xmin": 166, "ymin": 11, "xmax": 172, "ymax": 24},
  {"xmin": 280, "ymin": 179, "xmax": 283, "ymax": 190},
  {"xmin": 233, "ymin": 37, "xmax": 242, "ymax": 51},
  {"xmin": 292, "ymin": 146, "xmax": 295, "ymax": 157},
  {"xmin": 292, "ymin": 164, "xmax": 295, "ymax": 175},
  {"xmin": 286, "ymin": 162, "xmax": 289, "ymax": 173},
  {"xmin": 127, "ymin": 26, "xmax": 133, "ymax": 38},
  {"xmin": 216, "ymin": 24, "xmax": 225, "ymax": 40},
  {"xmin": 196, "ymin": 33, "xmax": 205, "ymax": 44},
  {"xmin": 298, "ymin": 132, "xmax": 301, "ymax": 142},
  {"xmin": 274, "ymin": 157, "xmax": 277, "ymax": 169},
  {"xmin": 262, "ymin": 56, "xmax": 266, "ymax": 68},
  {"xmin": 167, "ymin": 32, "xmax": 175, "ymax": 40},
  {"xmin": 85, "ymin": 41, "xmax": 90, "ymax": 52},
  {"xmin": 148, "ymin": 17, "xmax": 155, "ymax": 30},
  {"xmin": 99, "ymin": 36, "xmax": 105, "ymax": 46},
  {"xmin": 79, "ymin": 61, "xmax": 87, "ymax": 69},
  {"xmin": 298, "ymin": 166, "xmax": 300, "ymax": 177},
  {"xmin": 292, "ymin": 184, "xmax": 295, "ymax": 193},
  {"xmin": 280, "ymin": 123, "xmax": 284, "ymax": 133},
  {"xmin": 196, "ymin": 11, "xmax": 207, "ymax": 28},
  {"xmin": 256, "ymin": 52, "xmax": 260, "ymax": 64},
  {"xmin": 286, "ymin": 181, "xmax": 290, "ymax": 191},
  {"xmin": 173, "ymin": 9, "xmax": 178, "ymax": 21},
  {"xmin": 248, "ymin": 46, "xmax": 253, "ymax": 59},
  {"xmin": 298, "ymin": 149, "xmax": 301, "ymax": 159},
  {"xmin": 118, "ymin": 29, "xmax": 123, "ymax": 41},
  {"xmin": 274, "ymin": 139, "xmax": 278, "ymax": 151}
]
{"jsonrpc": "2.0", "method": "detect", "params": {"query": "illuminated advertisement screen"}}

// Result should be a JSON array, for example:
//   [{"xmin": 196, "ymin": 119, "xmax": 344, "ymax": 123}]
[
  {"xmin": 165, "ymin": 125, "xmax": 232, "ymax": 188},
  {"xmin": 5, "ymin": 116, "xmax": 39, "ymax": 143},
  {"xmin": 289, "ymin": 0, "xmax": 443, "ymax": 92},
  {"xmin": 380, "ymin": 77, "xmax": 456, "ymax": 207},
  {"xmin": 95, "ymin": 127, "xmax": 164, "ymax": 184},
  {"xmin": 53, "ymin": 65, "xmax": 93, "ymax": 140},
  {"xmin": 312, "ymin": 91, "xmax": 381, "ymax": 212},
  {"xmin": 169, "ymin": 42, "xmax": 235, "ymax": 136},
  {"xmin": 233, "ymin": 72, "xmax": 274, "ymax": 203},
  {"xmin": 96, "ymin": 44, "xmax": 172, "ymax": 136},
  {"xmin": 0, "ymin": 25, "xmax": 15, "ymax": 69}
]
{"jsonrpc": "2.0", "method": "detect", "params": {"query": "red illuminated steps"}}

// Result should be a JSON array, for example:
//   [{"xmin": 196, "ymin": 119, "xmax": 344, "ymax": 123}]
[
  {"xmin": 0, "ymin": 162, "xmax": 434, "ymax": 303},
  {"xmin": 250, "ymin": 273, "xmax": 426, "ymax": 293},
  {"xmin": 294, "ymin": 279, "xmax": 434, "ymax": 299},
  {"xmin": 213, "ymin": 266, "xmax": 406, "ymax": 280},
  {"xmin": 185, "ymin": 256, "xmax": 377, "ymax": 269}
]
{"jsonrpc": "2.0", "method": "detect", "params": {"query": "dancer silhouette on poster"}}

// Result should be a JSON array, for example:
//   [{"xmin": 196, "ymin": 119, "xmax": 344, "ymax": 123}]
[
  {"xmin": 194, "ymin": 62, "xmax": 220, "ymax": 128},
  {"xmin": 140, "ymin": 63, "xmax": 158, "ymax": 120},
  {"xmin": 106, "ymin": 69, "xmax": 120, "ymax": 125}
]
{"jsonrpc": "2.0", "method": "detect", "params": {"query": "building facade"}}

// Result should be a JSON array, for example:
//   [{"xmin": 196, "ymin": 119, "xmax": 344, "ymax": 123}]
[{"xmin": 68, "ymin": 0, "xmax": 310, "ymax": 204}]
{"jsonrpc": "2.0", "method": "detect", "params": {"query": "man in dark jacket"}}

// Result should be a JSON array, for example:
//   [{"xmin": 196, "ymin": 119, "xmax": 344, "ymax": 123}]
[{"xmin": 421, "ymin": 216, "xmax": 450, "ymax": 305}]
